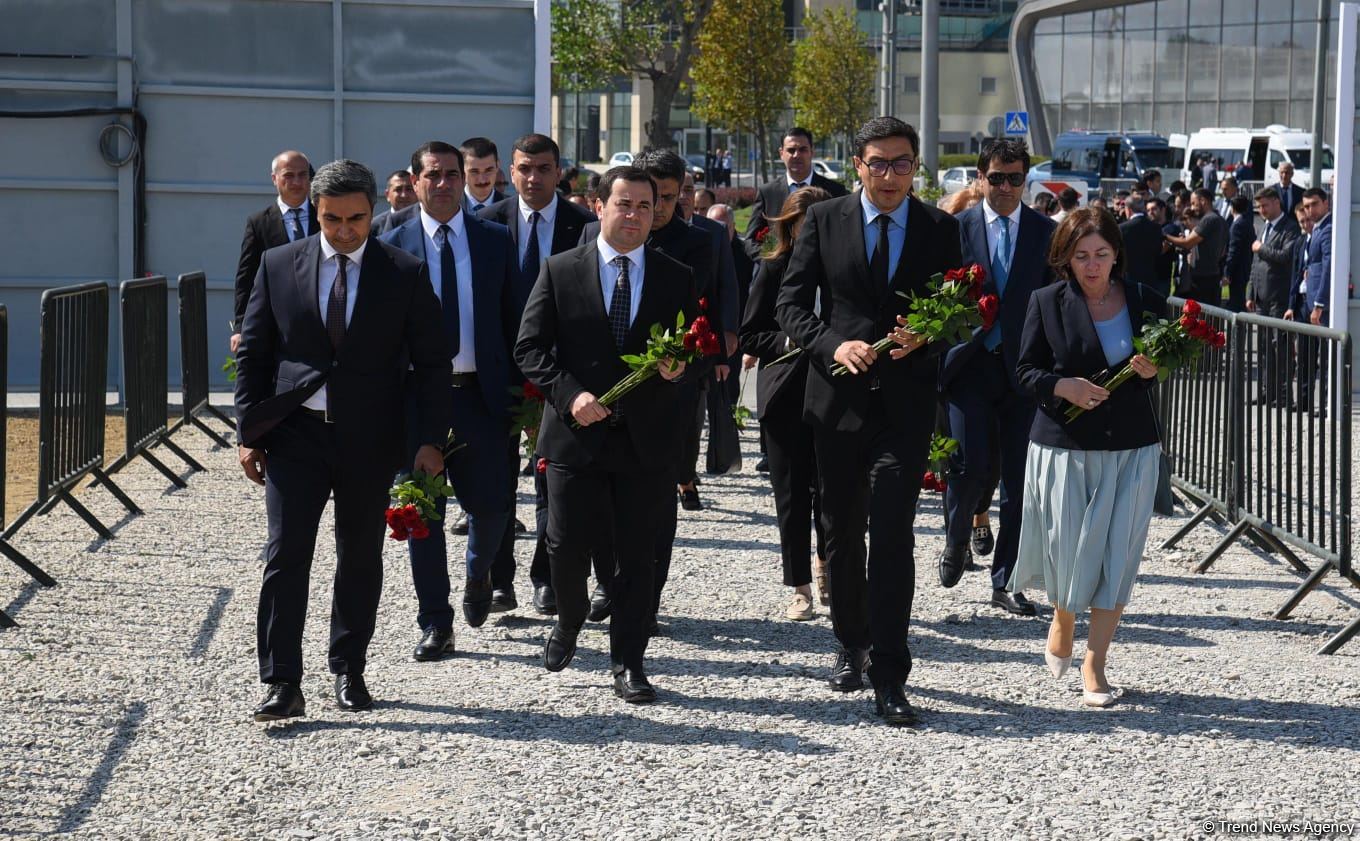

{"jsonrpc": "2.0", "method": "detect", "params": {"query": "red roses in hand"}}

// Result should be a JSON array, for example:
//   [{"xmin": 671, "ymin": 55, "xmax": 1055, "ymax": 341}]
[{"xmin": 385, "ymin": 504, "xmax": 429, "ymax": 541}]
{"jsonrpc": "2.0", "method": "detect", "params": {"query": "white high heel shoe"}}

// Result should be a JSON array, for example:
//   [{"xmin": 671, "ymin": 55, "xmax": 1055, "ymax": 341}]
[
  {"xmin": 1082, "ymin": 686, "xmax": 1122, "ymax": 707},
  {"xmin": 1044, "ymin": 648, "xmax": 1072, "ymax": 679}
]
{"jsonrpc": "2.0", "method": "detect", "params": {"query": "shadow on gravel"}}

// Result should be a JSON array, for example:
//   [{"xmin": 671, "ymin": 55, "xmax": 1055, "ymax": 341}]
[
  {"xmin": 915, "ymin": 617, "xmax": 1215, "ymax": 658},
  {"xmin": 2, "ymin": 579, "xmax": 44, "ymax": 621},
  {"xmin": 55, "ymin": 701, "xmax": 149, "ymax": 833},
  {"xmin": 671, "ymin": 535, "xmax": 782, "ymax": 552},
  {"xmin": 186, "ymin": 586, "xmax": 233, "ymax": 659},
  {"xmin": 1136, "ymin": 572, "xmax": 1309, "ymax": 591},
  {"xmin": 263, "ymin": 701, "xmax": 833, "ymax": 754}
]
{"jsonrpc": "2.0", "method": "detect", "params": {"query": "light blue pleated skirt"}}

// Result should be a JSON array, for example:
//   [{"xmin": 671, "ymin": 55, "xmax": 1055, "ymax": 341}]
[{"xmin": 1009, "ymin": 442, "xmax": 1160, "ymax": 613}]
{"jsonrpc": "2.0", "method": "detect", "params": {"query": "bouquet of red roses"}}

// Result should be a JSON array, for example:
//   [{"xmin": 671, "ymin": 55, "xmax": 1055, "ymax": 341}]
[
  {"xmin": 577, "ymin": 303, "xmax": 722, "ymax": 425},
  {"xmin": 827, "ymin": 263, "xmax": 998, "ymax": 376},
  {"xmin": 921, "ymin": 432, "xmax": 957, "ymax": 493},
  {"xmin": 1064, "ymin": 298, "xmax": 1226, "ymax": 421},
  {"xmin": 385, "ymin": 469, "xmax": 454, "ymax": 541},
  {"xmin": 509, "ymin": 380, "xmax": 546, "ymax": 458}
]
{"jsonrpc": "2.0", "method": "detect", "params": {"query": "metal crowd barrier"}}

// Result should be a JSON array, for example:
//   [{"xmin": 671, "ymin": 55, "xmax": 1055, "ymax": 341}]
[
  {"xmin": 168, "ymin": 271, "xmax": 232, "ymax": 447},
  {"xmin": 3, "ymin": 283, "xmax": 140, "ymax": 560},
  {"xmin": 102, "ymin": 276, "xmax": 203, "ymax": 486},
  {"xmin": 1159, "ymin": 296, "xmax": 1357, "ymax": 653},
  {"xmin": 0, "ymin": 305, "xmax": 17, "ymax": 627}
]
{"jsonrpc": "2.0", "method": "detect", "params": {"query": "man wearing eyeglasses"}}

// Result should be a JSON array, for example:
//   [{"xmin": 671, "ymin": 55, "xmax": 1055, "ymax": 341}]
[
  {"xmin": 775, "ymin": 116, "xmax": 962, "ymax": 726},
  {"xmin": 936, "ymin": 139, "xmax": 1056, "ymax": 617}
]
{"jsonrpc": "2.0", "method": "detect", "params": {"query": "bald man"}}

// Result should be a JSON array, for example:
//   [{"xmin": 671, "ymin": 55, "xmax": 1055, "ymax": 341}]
[{"xmin": 231, "ymin": 150, "xmax": 318, "ymax": 352}]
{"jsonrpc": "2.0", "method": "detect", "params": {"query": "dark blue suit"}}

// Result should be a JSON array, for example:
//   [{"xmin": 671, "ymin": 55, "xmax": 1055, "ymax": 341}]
[
  {"xmin": 381, "ymin": 210, "xmax": 521, "ymax": 632},
  {"xmin": 940, "ymin": 202, "xmax": 1056, "ymax": 591},
  {"xmin": 1222, "ymin": 212, "xmax": 1255, "ymax": 312},
  {"xmin": 1296, "ymin": 213, "xmax": 1332, "ymax": 409}
]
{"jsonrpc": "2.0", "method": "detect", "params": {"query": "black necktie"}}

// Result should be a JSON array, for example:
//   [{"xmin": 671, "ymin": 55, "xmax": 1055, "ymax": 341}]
[
  {"xmin": 870, "ymin": 215, "xmax": 891, "ymax": 286},
  {"xmin": 472, "ymin": 202, "xmax": 484, "ymax": 213},
  {"xmin": 608, "ymin": 256, "xmax": 631, "ymax": 350},
  {"xmin": 436, "ymin": 224, "xmax": 461, "ymax": 357},
  {"xmin": 327, "ymin": 254, "xmax": 348, "ymax": 352},
  {"xmin": 289, "ymin": 208, "xmax": 305, "ymax": 241},
  {"xmin": 522, "ymin": 211, "xmax": 541, "ymax": 275}
]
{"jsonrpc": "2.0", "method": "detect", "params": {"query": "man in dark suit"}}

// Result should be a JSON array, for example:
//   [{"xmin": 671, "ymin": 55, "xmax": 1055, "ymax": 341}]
[
  {"xmin": 742, "ymin": 128, "xmax": 848, "ymax": 259},
  {"xmin": 370, "ymin": 170, "xmax": 417, "ymax": 235},
  {"xmin": 379, "ymin": 140, "xmax": 521, "ymax": 659},
  {"xmin": 1119, "ymin": 195, "xmax": 1166, "ymax": 298},
  {"xmin": 480, "ymin": 133, "xmax": 596, "ymax": 614},
  {"xmin": 1221, "ymin": 195, "xmax": 1256, "ymax": 312},
  {"xmin": 236, "ymin": 159, "xmax": 452, "ymax": 721},
  {"xmin": 462, "ymin": 136, "xmax": 507, "ymax": 216},
  {"xmin": 1294, "ymin": 188, "xmax": 1333, "ymax": 411},
  {"xmin": 1244, "ymin": 187, "xmax": 1302, "ymax": 405},
  {"xmin": 1275, "ymin": 161, "xmax": 1304, "ymax": 216},
  {"xmin": 776, "ymin": 117, "xmax": 963, "ymax": 725},
  {"xmin": 515, "ymin": 166, "xmax": 696, "ymax": 703},
  {"xmin": 937, "ymin": 138, "xmax": 1056, "ymax": 617},
  {"xmin": 231, "ymin": 150, "xmax": 317, "ymax": 352}
]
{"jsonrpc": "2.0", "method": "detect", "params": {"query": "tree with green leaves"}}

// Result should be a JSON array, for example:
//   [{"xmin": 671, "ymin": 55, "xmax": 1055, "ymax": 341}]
[
  {"xmin": 690, "ymin": 0, "xmax": 792, "ymax": 181},
  {"xmin": 551, "ymin": 0, "xmax": 715, "ymax": 150},
  {"xmin": 792, "ymin": 7, "xmax": 876, "ymax": 165}
]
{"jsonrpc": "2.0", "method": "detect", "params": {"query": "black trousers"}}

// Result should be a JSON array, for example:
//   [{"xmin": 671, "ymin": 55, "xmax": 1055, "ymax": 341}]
[
  {"xmin": 490, "ymin": 434, "xmax": 523, "ymax": 592},
  {"xmin": 1257, "ymin": 303, "xmax": 1291, "ymax": 403},
  {"xmin": 257, "ymin": 412, "xmax": 390, "ymax": 683},
  {"xmin": 761, "ymin": 408, "xmax": 826, "ymax": 587},
  {"xmin": 676, "ymin": 381, "xmax": 705, "ymax": 486},
  {"xmin": 814, "ymin": 392, "xmax": 933, "ymax": 688},
  {"xmin": 545, "ymin": 429, "xmax": 669, "ymax": 670},
  {"xmin": 528, "ymin": 461, "xmax": 614, "ymax": 593}
]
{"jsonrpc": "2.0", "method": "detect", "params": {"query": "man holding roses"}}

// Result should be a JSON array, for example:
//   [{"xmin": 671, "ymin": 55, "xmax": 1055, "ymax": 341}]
[
  {"xmin": 936, "ymin": 138, "xmax": 1056, "ymax": 616},
  {"xmin": 515, "ymin": 166, "xmax": 697, "ymax": 703},
  {"xmin": 775, "ymin": 117, "xmax": 961, "ymax": 725}
]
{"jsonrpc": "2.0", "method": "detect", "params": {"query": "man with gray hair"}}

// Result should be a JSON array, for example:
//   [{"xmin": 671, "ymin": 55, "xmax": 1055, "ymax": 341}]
[
  {"xmin": 231, "ymin": 150, "xmax": 317, "ymax": 352},
  {"xmin": 235, "ymin": 159, "xmax": 453, "ymax": 722}
]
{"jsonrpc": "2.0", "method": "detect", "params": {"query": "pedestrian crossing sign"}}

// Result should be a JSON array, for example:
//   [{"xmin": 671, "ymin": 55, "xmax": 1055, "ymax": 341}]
[{"xmin": 1004, "ymin": 111, "xmax": 1029, "ymax": 136}]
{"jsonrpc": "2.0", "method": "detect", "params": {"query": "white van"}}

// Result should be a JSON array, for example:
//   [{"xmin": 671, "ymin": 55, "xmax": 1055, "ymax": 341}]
[{"xmin": 1181, "ymin": 126, "xmax": 1334, "ymax": 190}]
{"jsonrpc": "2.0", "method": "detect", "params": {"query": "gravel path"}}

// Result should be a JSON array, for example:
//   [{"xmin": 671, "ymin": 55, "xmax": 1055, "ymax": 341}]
[{"xmin": 1, "ymin": 415, "xmax": 1357, "ymax": 840}]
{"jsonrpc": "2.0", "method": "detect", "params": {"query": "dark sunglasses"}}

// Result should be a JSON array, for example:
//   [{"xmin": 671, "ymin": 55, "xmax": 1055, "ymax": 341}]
[{"xmin": 984, "ymin": 172, "xmax": 1026, "ymax": 187}]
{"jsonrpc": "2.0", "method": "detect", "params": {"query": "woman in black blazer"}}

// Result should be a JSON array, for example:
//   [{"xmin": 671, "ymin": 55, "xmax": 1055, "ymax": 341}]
[
  {"xmin": 740, "ymin": 187, "xmax": 831, "ymax": 621},
  {"xmin": 1011, "ymin": 208, "xmax": 1163, "ymax": 708}
]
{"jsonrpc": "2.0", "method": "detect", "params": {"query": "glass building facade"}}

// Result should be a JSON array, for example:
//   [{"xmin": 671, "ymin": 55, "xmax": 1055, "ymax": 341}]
[{"xmin": 1013, "ymin": 0, "xmax": 1342, "ymax": 154}]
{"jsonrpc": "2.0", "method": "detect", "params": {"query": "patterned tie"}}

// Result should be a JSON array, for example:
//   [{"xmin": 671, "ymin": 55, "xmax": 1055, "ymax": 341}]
[
  {"xmin": 870, "ymin": 214, "xmax": 891, "ymax": 286},
  {"xmin": 522, "ymin": 210, "xmax": 541, "ymax": 275},
  {"xmin": 435, "ymin": 224, "xmax": 460, "ymax": 357},
  {"xmin": 289, "ymin": 208, "xmax": 305, "ymax": 241},
  {"xmin": 984, "ymin": 217, "xmax": 1011, "ymax": 351},
  {"xmin": 327, "ymin": 254, "xmax": 348, "ymax": 353},
  {"xmin": 608, "ymin": 256, "xmax": 632, "ymax": 349}
]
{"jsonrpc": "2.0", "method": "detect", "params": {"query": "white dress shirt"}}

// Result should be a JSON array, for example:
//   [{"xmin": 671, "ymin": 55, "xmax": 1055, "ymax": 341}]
[
  {"xmin": 517, "ymin": 193, "xmax": 558, "ymax": 267},
  {"xmin": 596, "ymin": 236, "xmax": 645, "ymax": 325},
  {"xmin": 302, "ymin": 235, "xmax": 365, "ymax": 412},
  {"xmin": 982, "ymin": 199, "xmax": 1022, "ymax": 271},
  {"xmin": 420, "ymin": 207, "xmax": 477, "ymax": 372},
  {"xmin": 465, "ymin": 187, "xmax": 494, "ymax": 214},
  {"xmin": 276, "ymin": 197, "xmax": 311, "ymax": 240},
  {"xmin": 786, "ymin": 174, "xmax": 811, "ymax": 191}
]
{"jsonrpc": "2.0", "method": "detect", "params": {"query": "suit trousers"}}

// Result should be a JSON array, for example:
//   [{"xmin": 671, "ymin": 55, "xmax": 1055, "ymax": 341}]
[
  {"xmin": 676, "ymin": 380, "xmax": 705, "ymax": 485},
  {"xmin": 406, "ymin": 384, "xmax": 511, "ymax": 632},
  {"xmin": 761, "ymin": 408, "xmax": 826, "ymax": 587},
  {"xmin": 257, "ymin": 412, "xmax": 389, "ymax": 683},
  {"xmin": 528, "ymin": 461, "xmax": 614, "ymax": 593},
  {"xmin": 943, "ymin": 350, "xmax": 1035, "ymax": 590},
  {"xmin": 490, "ymin": 434, "xmax": 523, "ymax": 592},
  {"xmin": 546, "ymin": 428, "xmax": 669, "ymax": 670},
  {"xmin": 1257, "ymin": 303, "xmax": 1291, "ymax": 403},
  {"xmin": 814, "ymin": 391, "xmax": 933, "ymax": 688}
]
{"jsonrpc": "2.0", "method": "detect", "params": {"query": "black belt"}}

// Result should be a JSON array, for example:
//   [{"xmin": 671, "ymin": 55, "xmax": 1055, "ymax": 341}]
[
  {"xmin": 299, "ymin": 406, "xmax": 332, "ymax": 423},
  {"xmin": 451, "ymin": 371, "xmax": 478, "ymax": 387}
]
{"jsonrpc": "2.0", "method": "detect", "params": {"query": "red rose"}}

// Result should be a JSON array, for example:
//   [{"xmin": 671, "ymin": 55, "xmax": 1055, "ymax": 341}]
[
  {"xmin": 1212, "ymin": 332, "xmax": 1227, "ymax": 348},
  {"xmin": 522, "ymin": 381, "xmax": 543, "ymax": 401},
  {"xmin": 700, "ymin": 334, "xmax": 721, "ymax": 356},
  {"xmin": 692, "ymin": 315, "xmax": 710, "ymax": 334},
  {"xmin": 409, "ymin": 523, "xmax": 430, "ymax": 540},
  {"xmin": 682, "ymin": 332, "xmax": 698, "ymax": 351},
  {"xmin": 698, "ymin": 297, "xmax": 709, "ymax": 312},
  {"xmin": 968, "ymin": 263, "xmax": 986, "ymax": 283},
  {"xmin": 978, "ymin": 294, "xmax": 1000, "ymax": 330},
  {"xmin": 536, "ymin": 457, "xmax": 548, "ymax": 474},
  {"xmin": 943, "ymin": 268, "xmax": 967, "ymax": 283},
  {"xmin": 400, "ymin": 505, "xmax": 422, "ymax": 528},
  {"xmin": 754, "ymin": 225, "xmax": 770, "ymax": 242},
  {"xmin": 389, "ymin": 526, "xmax": 409, "ymax": 541},
  {"xmin": 1183, "ymin": 299, "xmax": 1202, "ymax": 317},
  {"xmin": 385, "ymin": 507, "xmax": 400, "ymax": 528},
  {"xmin": 923, "ymin": 470, "xmax": 935, "ymax": 485}
]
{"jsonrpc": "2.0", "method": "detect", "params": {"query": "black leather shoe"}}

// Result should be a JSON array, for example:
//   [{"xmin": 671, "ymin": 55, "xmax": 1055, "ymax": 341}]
[
  {"xmin": 533, "ymin": 584, "xmax": 558, "ymax": 615},
  {"xmin": 450, "ymin": 511, "xmax": 469, "ymax": 536},
  {"xmin": 413, "ymin": 626, "xmax": 455, "ymax": 661},
  {"xmin": 991, "ymin": 588, "xmax": 1038, "ymax": 616},
  {"xmin": 679, "ymin": 487, "xmax": 702, "ymax": 511},
  {"xmin": 520, "ymin": 461, "xmax": 534, "ymax": 477},
  {"xmin": 938, "ymin": 545, "xmax": 969, "ymax": 588},
  {"xmin": 587, "ymin": 586, "xmax": 611, "ymax": 622},
  {"xmin": 612, "ymin": 666, "xmax": 657, "ymax": 703},
  {"xmin": 755, "ymin": 455, "xmax": 769, "ymax": 472},
  {"xmin": 334, "ymin": 674, "xmax": 373, "ymax": 712},
  {"xmin": 514, "ymin": 517, "xmax": 528, "ymax": 534},
  {"xmin": 873, "ymin": 683, "xmax": 919, "ymax": 726},
  {"xmin": 463, "ymin": 574, "xmax": 493, "ymax": 628},
  {"xmin": 971, "ymin": 524, "xmax": 995, "ymax": 556},
  {"xmin": 253, "ymin": 683, "xmax": 305, "ymax": 722},
  {"xmin": 543, "ymin": 625, "xmax": 579, "ymax": 672},
  {"xmin": 828, "ymin": 648, "xmax": 869, "ymax": 692},
  {"xmin": 490, "ymin": 587, "xmax": 518, "ymax": 613}
]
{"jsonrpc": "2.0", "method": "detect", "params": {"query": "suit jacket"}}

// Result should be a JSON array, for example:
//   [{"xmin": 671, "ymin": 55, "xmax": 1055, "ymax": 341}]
[
  {"xmin": 691, "ymin": 214, "xmax": 740, "ymax": 335},
  {"xmin": 371, "ymin": 203, "xmax": 418, "ymax": 237},
  {"xmin": 1290, "ymin": 233, "xmax": 1309, "ymax": 314},
  {"xmin": 1278, "ymin": 182, "xmax": 1304, "ymax": 216},
  {"xmin": 732, "ymin": 236, "xmax": 755, "ymax": 317},
  {"xmin": 1119, "ymin": 215, "xmax": 1166, "ymax": 295},
  {"xmin": 514, "ymin": 241, "xmax": 697, "ymax": 469},
  {"xmin": 234, "ymin": 235, "xmax": 452, "ymax": 470},
  {"xmin": 1303, "ymin": 213, "xmax": 1332, "ymax": 312},
  {"xmin": 379, "ymin": 212, "xmax": 521, "ymax": 418},
  {"xmin": 1223, "ymin": 213, "xmax": 1256, "ymax": 286},
  {"xmin": 740, "ymin": 253, "xmax": 806, "ymax": 418},
  {"xmin": 742, "ymin": 174, "xmax": 849, "ymax": 259},
  {"xmin": 463, "ymin": 189, "xmax": 506, "ymax": 217},
  {"xmin": 480, "ymin": 195, "xmax": 595, "ymax": 308},
  {"xmin": 940, "ymin": 203, "xmax": 1057, "ymax": 389},
  {"xmin": 1248, "ymin": 214, "xmax": 1301, "ymax": 311},
  {"xmin": 233, "ymin": 201, "xmax": 319, "ymax": 331},
  {"xmin": 1015, "ymin": 278, "xmax": 1161, "ymax": 452},
  {"xmin": 775, "ymin": 192, "xmax": 963, "ymax": 432}
]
